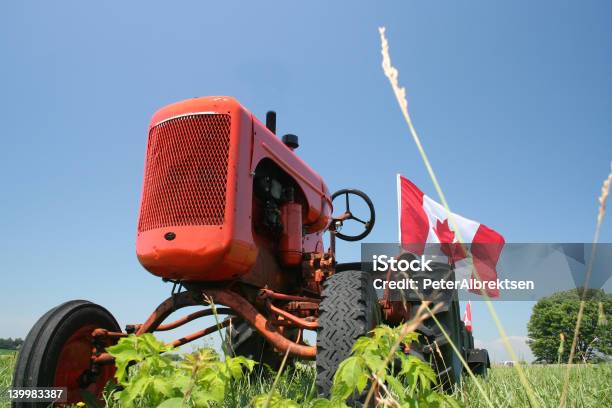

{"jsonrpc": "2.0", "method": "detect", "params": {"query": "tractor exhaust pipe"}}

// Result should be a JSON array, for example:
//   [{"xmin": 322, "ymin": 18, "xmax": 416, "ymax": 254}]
[{"xmin": 266, "ymin": 111, "xmax": 276, "ymax": 134}]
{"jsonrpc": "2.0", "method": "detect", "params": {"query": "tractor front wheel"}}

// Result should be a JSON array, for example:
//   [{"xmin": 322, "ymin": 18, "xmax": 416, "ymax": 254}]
[
  {"xmin": 12, "ymin": 300, "xmax": 120, "ymax": 407},
  {"xmin": 316, "ymin": 270, "xmax": 381, "ymax": 396}
]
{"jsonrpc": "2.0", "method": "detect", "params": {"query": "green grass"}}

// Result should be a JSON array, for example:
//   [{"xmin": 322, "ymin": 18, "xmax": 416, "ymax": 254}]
[
  {"xmin": 456, "ymin": 364, "xmax": 612, "ymax": 408},
  {"xmin": 1, "ymin": 354, "xmax": 610, "ymax": 407},
  {"xmin": 0, "ymin": 352, "xmax": 16, "ymax": 408},
  {"xmin": 222, "ymin": 363, "xmax": 612, "ymax": 407},
  {"xmin": 220, "ymin": 362, "xmax": 318, "ymax": 407}
]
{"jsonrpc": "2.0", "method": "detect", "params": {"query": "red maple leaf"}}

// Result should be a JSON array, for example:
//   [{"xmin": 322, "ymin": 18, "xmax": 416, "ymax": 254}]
[
  {"xmin": 433, "ymin": 218, "xmax": 467, "ymax": 263},
  {"xmin": 434, "ymin": 219, "xmax": 455, "ymax": 243}
]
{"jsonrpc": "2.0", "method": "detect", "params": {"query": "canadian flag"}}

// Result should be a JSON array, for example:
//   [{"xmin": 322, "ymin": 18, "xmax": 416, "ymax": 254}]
[
  {"xmin": 463, "ymin": 301, "xmax": 473, "ymax": 332},
  {"xmin": 396, "ymin": 174, "xmax": 505, "ymax": 297}
]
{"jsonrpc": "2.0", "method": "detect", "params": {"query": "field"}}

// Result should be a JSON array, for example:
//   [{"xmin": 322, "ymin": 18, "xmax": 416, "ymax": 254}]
[
  {"xmin": 221, "ymin": 364, "xmax": 612, "ymax": 407},
  {"xmin": 0, "ymin": 352, "xmax": 16, "ymax": 408},
  {"xmin": 206, "ymin": 363, "xmax": 612, "ymax": 408},
  {"xmin": 456, "ymin": 364, "xmax": 611, "ymax": 408},
  {"xmin": 1, "ymin": 352, "xmax": 610, "ymax": 407}
]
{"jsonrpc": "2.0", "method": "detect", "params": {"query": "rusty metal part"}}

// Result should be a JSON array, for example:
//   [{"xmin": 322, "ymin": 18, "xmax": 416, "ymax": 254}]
[
  {"xmin": 239, "ymin": 234, "xmax": 298, "ymax": 292},
  {"xmin": 126, "ymin": 305, "xmax": 233, "ymax": 334},
  {"xmin": 92, "ymin": 328, "xmax": 128, "ymax": 339},
  {"xmin": 286, "ymin": 301, "xmax": 319, "ymax": 312},
  {"xmin": 136, "ymin": 290, "xmax": 203, "ymax": 335},
  {"xmin": 328, "ymin": 212, "xmax": 350, "ymax": 256},
  {"xmin": 156, "ymin": 307, "xmax": 233, "ymax": 331},
  {"xmin": 170, "ymin": 319, "xmax": 232, "ymax": 347},
  {"xmin": 92, "ymin": 295, "xmax": 231, "ymax": 365},
  {"xmin": 302, "ymin": 251, "xmax": 335, "ymax": 293},
  {"xmin": 380, "ymin": 300, "xmax": 412, "ymax": 323},
  {"xmin": 92, "ymin": 320, "xmax": 230, "ymax": 364},
  {"xmin": 258, "ymin": 288, "xmax": 320, "ymax": 303},
  {"xmin": 329, "ymin": 229, "xmax": 337, "ymax": 259},
  {"xmin": 334, "ymin": 212, "xmax": 352, "ymax": 222},
  {"xmin": 377, "ymin": 266, "xmax": 413, "ymax": 323},
  {"xmin": 269, "ymin": 318, "xmax": 295, "ymax": 327},
  {"xmin": 94, "ymin": 287, "xmax": 317, "ymax": 365},
  {"xmin": 91, "ymin": 352, "xmax": 115, "ymax": 365},
  {"xmin": 202, "ymin": 288, "xmax": 316, "ymax": 359},
  {"xmin": 266, "ymin": 301, "xmax": 319, "ymax": 330}
]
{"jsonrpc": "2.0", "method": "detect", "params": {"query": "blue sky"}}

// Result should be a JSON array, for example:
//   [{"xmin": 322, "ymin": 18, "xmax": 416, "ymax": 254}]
[{"xmin": 1, "ymin": 1, "xmax": 610, "ymax": 361}]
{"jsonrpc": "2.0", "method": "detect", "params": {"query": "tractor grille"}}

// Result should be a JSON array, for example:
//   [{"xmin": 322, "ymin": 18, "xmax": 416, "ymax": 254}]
[{"xmin": 138, "ymin": 114, "xmax": 231, "ymax": 232}]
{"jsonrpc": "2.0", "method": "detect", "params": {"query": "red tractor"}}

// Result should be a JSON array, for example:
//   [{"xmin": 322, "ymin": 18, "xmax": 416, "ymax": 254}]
[{"xmin": 12, "ymin": 96, "xmax": 487, "ymax": 406}]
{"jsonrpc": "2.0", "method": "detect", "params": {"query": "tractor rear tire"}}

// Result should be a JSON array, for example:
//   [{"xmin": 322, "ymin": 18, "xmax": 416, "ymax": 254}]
[
  {"xmin": 469, "ymin": 357, "xmax": 489, "ymax": 377},
  {"xmin": 316, "ymin": 270, "xmax": 381, "ymax": 397},
  {"xmin": 12, "ymin": 300, "xmax": 120, "ymax": 408},
  {"xmin": 467, "ymin": 348, "xmax": 490, "ymax": 378},
  {"xmin": 413, "ymin": 299, "xmax": 464, "ymax": 392}
]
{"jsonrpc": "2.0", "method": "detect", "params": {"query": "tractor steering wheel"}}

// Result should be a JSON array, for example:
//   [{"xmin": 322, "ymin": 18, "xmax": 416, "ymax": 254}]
[{"xmin": 331, "ymin": 189, "xmax": 375, "ymax": 241}]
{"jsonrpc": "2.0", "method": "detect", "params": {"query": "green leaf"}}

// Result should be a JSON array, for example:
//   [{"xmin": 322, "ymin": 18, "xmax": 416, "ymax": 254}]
[
  {"xmin": 362, "ymin": 352, "xmax": 385, "ymax": 374},
  {"xmin": 107, "ymin": 342, "xmax": 142, "ymax": 384},
  {"xmin": 107, "ymin": 333, "xmax": 174, "ymax": 385},
  {"xmin": 351, "ymin": 336, "xmax": 379, "ymax": 355},
  {"xmin": 152, "ymin": 376, "xmax": 174, "ymax": 398},
  {"xmin": 252, "ymin": 392, "xmax": 300, "ymax": 408},
  {"xmin": 156, "ymin": 397, "xmax": 184, "ymax": 408},
  {"xmin": 225, "ymin": 355, "xmax": 256, "ymax": 379},
  {"xmin": 191, "ymin": 388, "xmax": 223, "ymax": 407},
  {"xmin": 138, "ymin": 333, "xmax": 163, "ymax": 353},
  {"xmin": 169, "ymin": 372, "xmax": 191, "ymax": 393},
  {"xmin": 385, "ymin": 374, "xmax": 406, "ymax": 400},
  {"xmin": 119, "ymin": 375, "xmax": 152, "ymax": 407},
  {"xmin": 371, "ymin": 324, "xmax": 396, "ymax": 340},
  {"xmin": 441, "ymin": 394, "xmax": 464, "ymax": 408},
  {"xmin": 401, "ymin": 331, "xmax": 420, "ymax": 343},
  {"xmin": 399, "ymin": 355, "xmax": 437, "ymax": 393},
  {"xmin": 418, "ymin": 390, "xmax": 464, "ymax": 407},
  {"xmin": 331, "ymin": 356, "xmax": 368, "ymax": 399},
  {"xmin": 308, "ymin": 398, "xmax": 332, "ymax": 408},
  {"xmin": 308, "ymin": 398, "xmax": 351, "ymax": 408}
]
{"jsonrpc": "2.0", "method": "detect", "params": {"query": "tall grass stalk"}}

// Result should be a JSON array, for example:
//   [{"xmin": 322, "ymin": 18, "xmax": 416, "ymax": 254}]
[
  {"xmin": 262, "ymin": 338, "xmax": 294, "ymax": 408},
  {"xmin": 557, "ymin": 333, "xmax": 565, "ymax": 365},
  {"xmin": 559, "ymin": 165, "xmax": 612, "ymax": 408},
  {"xmin": 378, "ymin": 26, "xmax": 540, "ymax": 408}
]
